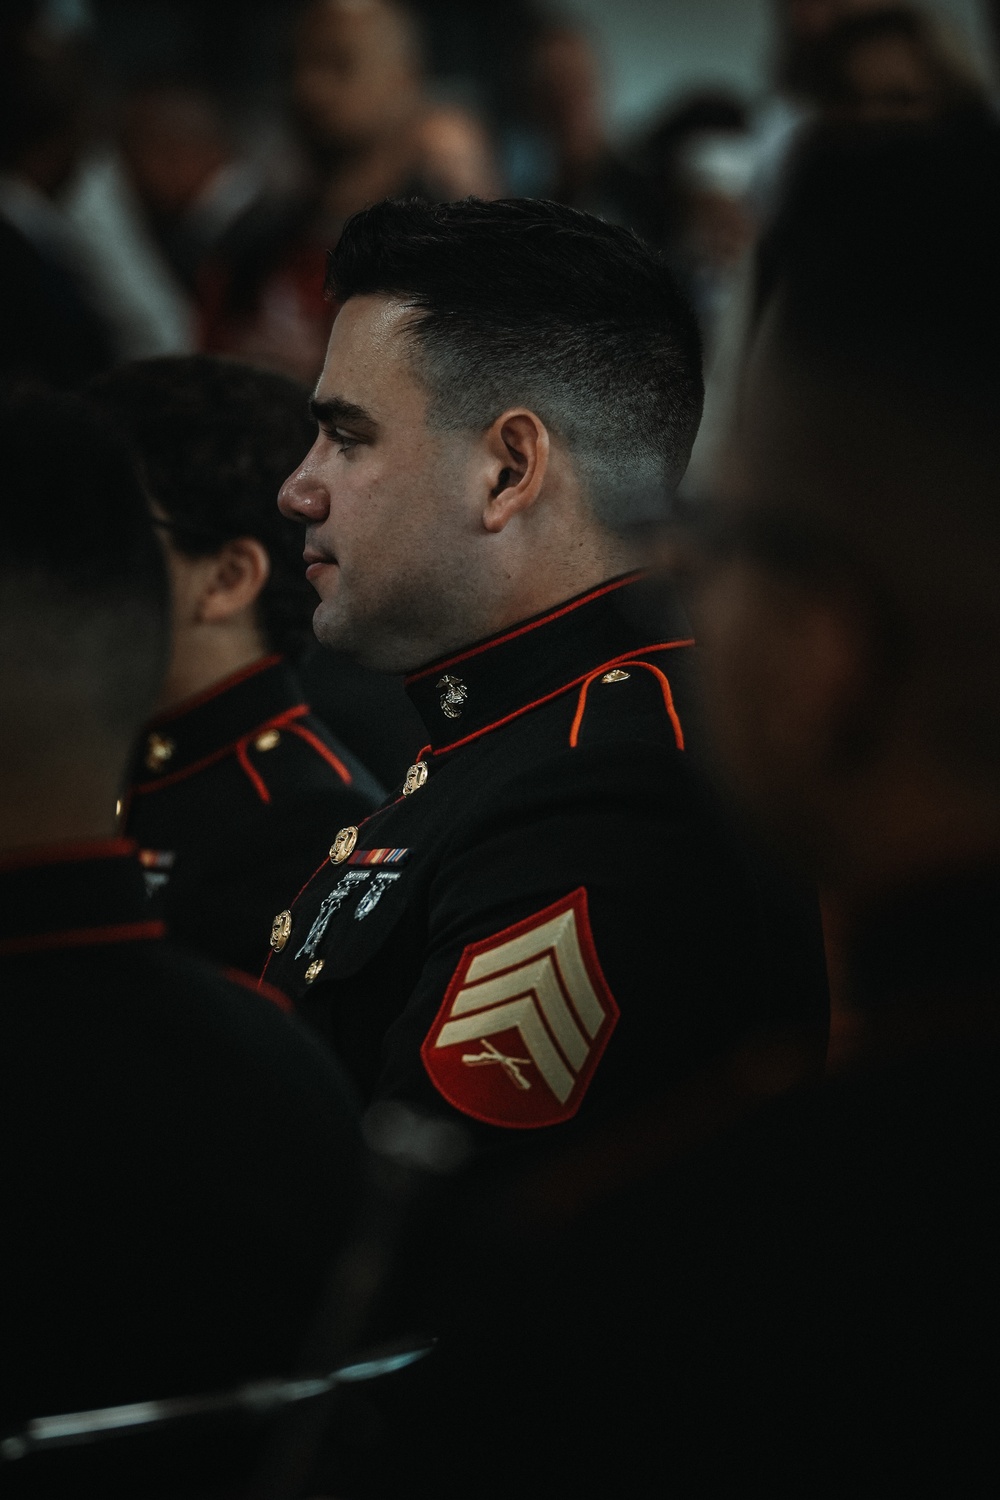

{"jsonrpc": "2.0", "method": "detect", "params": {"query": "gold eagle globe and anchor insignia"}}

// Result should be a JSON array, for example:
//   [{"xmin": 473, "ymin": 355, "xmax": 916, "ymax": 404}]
[
  {"xmin": 329, "ymin": 825, "xmax": 359, "ymax": 864},
  {"xmin": 436, "ymin": 674, "xmax": 468, "ymax": 720},
  {"xmin": 402, "ymin": 760, "xmax": 428, "ymax": 796},
  {"xmin": 270, "ymin": 910, "xmax": 292, "ymax": 952}
]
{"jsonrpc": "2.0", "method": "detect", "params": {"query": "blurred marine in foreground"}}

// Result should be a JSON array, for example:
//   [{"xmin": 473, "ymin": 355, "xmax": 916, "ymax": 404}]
[
  {"xmin": 354, "ymin": 118, "xmax": 1000, "ymax": 1495},
  {"xmin": 0, "ymin": 390, "xmax": 362, "ymax": 1498}
]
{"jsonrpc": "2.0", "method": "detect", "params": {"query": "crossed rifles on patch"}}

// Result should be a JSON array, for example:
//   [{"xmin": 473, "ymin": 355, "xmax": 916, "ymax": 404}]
[{"xmin": 461, "ymin": 1039, "xmax": 534, "ymax": 1091}]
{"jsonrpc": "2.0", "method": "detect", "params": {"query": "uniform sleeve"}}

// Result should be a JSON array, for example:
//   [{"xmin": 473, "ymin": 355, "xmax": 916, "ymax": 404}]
[{"xmin": 372, "ymin": 742, "xmax": 811, "ymax": 1138}]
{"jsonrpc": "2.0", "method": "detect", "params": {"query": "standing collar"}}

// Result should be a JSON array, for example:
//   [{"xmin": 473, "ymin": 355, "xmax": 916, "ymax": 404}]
[
  {"xmin": 403, "ymin": 572, "xmax": 693, "ymax": 753},
  {"xmin": 131, "ymin": 655, "xmax": 308, "ymax": 791},
  {"xmin": 0, "ymin": 838, "xmax": 163, "ymax": 957}
]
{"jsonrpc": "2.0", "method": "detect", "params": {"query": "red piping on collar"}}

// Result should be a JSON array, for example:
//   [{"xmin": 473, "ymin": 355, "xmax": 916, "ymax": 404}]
[
  {"xmin": 405, "ymin": 573, "xmax": 645, "ymax": 685},
  {"xmin": 149, "ymin": 653, "xmax": 284, "ymax": 726},
  {"xmin": 132, "ymin": 704, "xmax": 312, "ymax": 796},
  {"xmin": 0, "ymin": 837, "xmax": 136, "ymax": 875},
  {"xmin": 426, "ymin": 639, "xmax": 693, "ymax": 758},
  {"xmin": 0, "ymin": 919, "xmax": 166, "ymax": 958}
]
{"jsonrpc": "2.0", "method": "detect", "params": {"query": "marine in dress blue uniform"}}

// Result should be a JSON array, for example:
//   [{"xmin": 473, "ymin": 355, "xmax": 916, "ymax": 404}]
[
  {"xmin": 125, "ymin": 653, "xmax": 382, "ymax": 974},
  {"xmin": 263, "ymin": 573, "xmax": 828, "ymax": 1142}
]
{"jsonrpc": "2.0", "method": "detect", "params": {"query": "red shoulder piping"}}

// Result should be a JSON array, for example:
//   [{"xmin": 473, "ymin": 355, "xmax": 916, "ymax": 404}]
[
  {"xmin": 405, "ymin": 573, "xmax": 644, "ymax": 684},
  {"xmin": 569, "ymin": 658, "xmax": 685, "ymax": 751},
  {"xmin": 131, "ymin": 704, "xmax": 311, "ymax": 795},
  {"xmin": 427, "ymin": 639, "xmax": 693, "ymax": 757},
  {"xmin": 284, "ymin": 721, "xmax": 352, "ymax": 785}
]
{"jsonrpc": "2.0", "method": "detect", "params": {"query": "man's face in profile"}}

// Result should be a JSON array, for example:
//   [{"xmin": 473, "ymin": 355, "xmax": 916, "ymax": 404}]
[{"xmin": 278, "ymin": 294, "xmax": 483, "ymax": 672}]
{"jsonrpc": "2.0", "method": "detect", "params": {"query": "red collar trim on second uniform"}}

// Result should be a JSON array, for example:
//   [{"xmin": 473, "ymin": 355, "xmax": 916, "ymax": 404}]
[
  {"xmin": 0, "ymin": 919, "xmax": 166, "ymax": 958},
  {"xmin": 0, "ymin": 839, "xmax": 165, "ymax": 956},
  {"xmin": 149, "ymin": 653, "xmax": 284, "ymax": 726},
  {"xmin": 0, "ymin": 835, "xmax": 137, "ymax": 874}
]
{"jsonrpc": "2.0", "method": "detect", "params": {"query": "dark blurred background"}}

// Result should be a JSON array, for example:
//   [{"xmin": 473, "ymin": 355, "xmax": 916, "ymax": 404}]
[{"xmin": 3, "ymin": 0, "xmax": 997, "ymax": 394}]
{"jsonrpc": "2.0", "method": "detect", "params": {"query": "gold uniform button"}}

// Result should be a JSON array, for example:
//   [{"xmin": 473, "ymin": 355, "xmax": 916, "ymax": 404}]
[
  {"xmin": 145, "ymin": 732, "xmax": 175, "ymax": 772},
  {"xmin": 330, "ymin": 825, "xmax": 358, "ymax": 864},
  {"xmin": 403, "ymin": 760, "xmax": 429, "ymax": 796},
  {"xmin": 270, "ymin": 910, "xmax": 292, "ymax": 952},
  {"xmin": 601, "ymin": 669, "xmax": 631, "ymax": 684},
  {"xmin": 255, "ymin": 729, "xmax": 281, "ymax": 752},
  {"xmin": 304, "ymin": 958, "xmax": 325, "ymax": 983}
]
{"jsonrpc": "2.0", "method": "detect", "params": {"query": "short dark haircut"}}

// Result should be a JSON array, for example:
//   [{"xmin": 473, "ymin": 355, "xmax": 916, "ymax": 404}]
[
  {"xmin": 748, "ymin": 118, "xmax": 1000, "ymax": 776},
  {"xmin": 89, "ymin": 356, "xmax": 317, "ymax": 658},
  {"xmin": 326, "ymin": 197, "xmax": 704, "ymax": 530},
  {"xmin": 0, "ymin": 387, "xmax": 169, "ymax": 742}
]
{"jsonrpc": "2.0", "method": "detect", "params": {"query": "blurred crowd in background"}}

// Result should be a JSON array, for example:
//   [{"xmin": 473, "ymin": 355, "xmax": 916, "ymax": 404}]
[{"xmin": 4, "ymin": 0, "xmax": 997, "ymax": 396}]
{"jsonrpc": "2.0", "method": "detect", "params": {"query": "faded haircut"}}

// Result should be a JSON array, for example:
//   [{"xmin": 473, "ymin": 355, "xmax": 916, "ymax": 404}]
[{"xmin": 326, "ymin": 197, "xmax": 704, "ymax": 531}]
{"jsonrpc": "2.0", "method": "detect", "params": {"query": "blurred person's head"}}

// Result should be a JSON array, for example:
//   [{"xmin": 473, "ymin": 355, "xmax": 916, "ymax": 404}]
[
  {"xmin": 642, "ymin": 92, "xmax": 754, "ymax": 271},
  {"xmin": 293, "ymin": 0, "xmax": 424, "ymax": 161},
  {"xmin": 691, "ymin": 121, "xmax": 1000, "ymax": 897},
  {"xmin": 279, "ymin": 196, "xmax": 702, "ymax": 672},
  {"xmin": 812, "ymin": 6, "xmax": 986, "ymax": 123},
  {"xmin": 0, "ymin": 387, "xmax": 169, "ymax": 852},
  {"xmin": 417, "ymin": 105, "xmax": 501, "ymax": 200},
  {"xmin": 119, "ymin": 84, "xmax": 231, "ymax": 222},
  {"xmin": 775, "ymin": 0, "xmax": 890, "ymax": 97},
  {"xmin": 529, "ymin": 23, "xmax": 605, "ymax": 175},
  {"xmin": 0, "ymin": 30, "xmax": 90, "ymax": 194},
  {"xmin": 90, "ymin": 356, "xmax": 317, "ymax": 711}
]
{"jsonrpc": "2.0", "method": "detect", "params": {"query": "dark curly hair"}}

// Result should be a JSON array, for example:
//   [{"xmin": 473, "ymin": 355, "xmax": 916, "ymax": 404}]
[{"xmin": 89, "ymin": 355, "xmax": 318, "ymax": 658}]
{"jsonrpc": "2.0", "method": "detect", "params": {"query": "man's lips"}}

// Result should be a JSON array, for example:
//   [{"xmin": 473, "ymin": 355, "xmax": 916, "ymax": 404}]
[{"xmin": 304, "ymin": 548, "xmax": 338, "ymax": 583}]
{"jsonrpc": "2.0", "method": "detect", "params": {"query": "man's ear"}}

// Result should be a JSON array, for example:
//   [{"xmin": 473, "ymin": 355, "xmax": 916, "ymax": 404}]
[
  {"xmin": 481, "ymin": 409, "xmax": 550, "ymax": 534},
  {"xmin": 197, "ymin": 538, "xmax": 271, "ymax": 625}
]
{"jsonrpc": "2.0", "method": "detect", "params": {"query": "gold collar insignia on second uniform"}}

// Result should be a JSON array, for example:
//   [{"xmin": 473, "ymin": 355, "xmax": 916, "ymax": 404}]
[{"xmin": 144, "ymin": 732, "xmax": 175, "ymax": 772}]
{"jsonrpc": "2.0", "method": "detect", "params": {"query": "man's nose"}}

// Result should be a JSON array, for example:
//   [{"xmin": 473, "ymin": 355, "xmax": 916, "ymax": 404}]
[{"xmin": 278, "ymin": 462, "xmax": 330, "ymax": 523}]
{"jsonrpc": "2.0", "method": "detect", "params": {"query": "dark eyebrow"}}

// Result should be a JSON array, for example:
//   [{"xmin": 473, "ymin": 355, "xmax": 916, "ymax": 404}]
[{"xmin": 309, "ymin": 396, "xmax": 378, "ymax": 432}]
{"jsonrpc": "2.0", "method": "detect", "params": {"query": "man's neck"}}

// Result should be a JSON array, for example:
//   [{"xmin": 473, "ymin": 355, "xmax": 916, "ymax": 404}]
[{"xmin": 156, "ymin": 629, "xmax": 271, "ymax": 716}]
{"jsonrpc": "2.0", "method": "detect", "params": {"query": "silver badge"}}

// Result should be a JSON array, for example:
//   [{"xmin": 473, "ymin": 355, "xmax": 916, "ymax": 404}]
[
  {"xmin": 295, "ymin": 872, "xmax": 370, "ymax": 959},
  {"xmin": 354, "ymin": 872, "xmax": 401, "ymax": 920}
]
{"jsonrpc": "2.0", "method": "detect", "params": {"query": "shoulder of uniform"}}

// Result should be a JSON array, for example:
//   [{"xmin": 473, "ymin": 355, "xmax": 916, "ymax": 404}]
[
  {"xmin": 568, "ymin": 653, "xmax": 689, "ymax": 752},
  {"xmin": 250, "ymin": 713, "xmax": 384, "ymax": 803}
]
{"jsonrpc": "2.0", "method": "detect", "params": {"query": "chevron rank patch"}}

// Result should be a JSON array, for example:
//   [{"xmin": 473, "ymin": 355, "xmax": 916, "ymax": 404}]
[{"xmin": 420, "ymin": 888, "xmax": 619, "ymax": 1129}]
